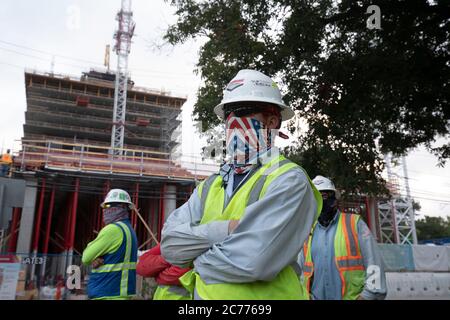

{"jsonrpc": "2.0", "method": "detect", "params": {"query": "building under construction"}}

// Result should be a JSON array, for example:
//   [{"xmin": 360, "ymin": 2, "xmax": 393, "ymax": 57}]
[{"xmin": 0, "ymin": 69, "xmax": 209, "ymax": 297}]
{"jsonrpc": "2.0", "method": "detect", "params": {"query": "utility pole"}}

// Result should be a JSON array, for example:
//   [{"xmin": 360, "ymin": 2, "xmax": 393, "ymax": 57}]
[{"xmin": 111, "ymin": 0, "xmax": 135, "ymax": 156}]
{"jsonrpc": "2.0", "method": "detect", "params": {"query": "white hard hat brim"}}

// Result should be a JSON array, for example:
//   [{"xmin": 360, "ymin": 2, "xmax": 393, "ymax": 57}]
[{"xmin": 214, "ymin": 96, "xmax": 295, "ymax": 122}]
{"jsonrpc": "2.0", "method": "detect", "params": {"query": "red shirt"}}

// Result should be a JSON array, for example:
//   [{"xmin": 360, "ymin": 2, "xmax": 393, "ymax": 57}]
[{"xmin": 136, "ymin": 244, "xmax": 190, "ymax": 286}]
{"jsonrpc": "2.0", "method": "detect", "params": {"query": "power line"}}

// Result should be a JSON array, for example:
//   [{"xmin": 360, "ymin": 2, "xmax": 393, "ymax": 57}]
[
  {"xmin": 0, "ymin": 46, "xmax": 50, "ymax": 62},
  {"xmin": 0, "ymin": 39, "xmax": 104, "ymax": 66},
  {"xmin": 398, "ymin": 190, "xmax": 450, "ymax": 200},
  {"xmin": 402, "ymin": 169, "xmax": 450, "ymax": 179},
  {"xmin": 0, "ymin": 46, "xmax": 92, "ymax": 70},
  {"xmin": 407, "ymin": 195, "xmax": 450, "ymax": 204},
  {"xmin": 0, "ymin": 39, "xmax": 197, "ymax": 78},
  {"xmin": 0, "ymin": 61, "xmax": 26, "ymax": 69}
]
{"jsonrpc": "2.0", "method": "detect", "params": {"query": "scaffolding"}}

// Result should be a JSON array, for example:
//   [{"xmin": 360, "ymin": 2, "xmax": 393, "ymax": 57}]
[
  {"xmin": 24, "ymin": 70, "xmax": 185, "ymax": 155},
  {"xmin": 378, "ymin": 154, "xmax": 418, "ymax": 244}
]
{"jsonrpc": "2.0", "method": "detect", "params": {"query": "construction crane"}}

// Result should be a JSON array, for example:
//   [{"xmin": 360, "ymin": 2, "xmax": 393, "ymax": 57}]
[{"xmin": 111, "ymin": 0, "xmax": 135, "ymax": 156}]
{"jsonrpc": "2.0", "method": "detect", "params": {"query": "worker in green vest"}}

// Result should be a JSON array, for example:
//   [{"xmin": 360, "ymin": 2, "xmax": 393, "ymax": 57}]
[
  {"xmin": 82, "ymin": 189, "xmax": 138, "ymax": 300},
  {"xmin": 160, "ymin": 69, "xmax": 322, "ymax": 300},
  {"xmin": 298, "ymin": 176, "xmax": 387, "ymax": 300}
]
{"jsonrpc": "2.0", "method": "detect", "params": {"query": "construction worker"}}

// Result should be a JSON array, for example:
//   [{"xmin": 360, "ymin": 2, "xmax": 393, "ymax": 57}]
[
  {"xmin": 298, "ymin": 176, "xmax": 387, "ymax": 300},
  {"xmin": 137, "ymin": 243, "xmax": 191, "ymax": 300},
  {"xmin": 82, "ymin": 189, "xmax": 138, "ymax": 300},
  {"xmin": 160, "ymin": 69, "xmax": 322, "ymax": 300},
  {"xmin": 0, "ymin": 149, "xmax": 13, "ymax": 177}
]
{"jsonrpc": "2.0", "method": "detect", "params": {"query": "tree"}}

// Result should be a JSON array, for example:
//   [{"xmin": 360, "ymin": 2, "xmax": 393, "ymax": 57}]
[
  {"xmin": 415, "ymin": 215, "xmax": 450, "ymax": 240},
  {"xmin": 164, "ymin": 0, "xmax": 449, "ymax": 195}
]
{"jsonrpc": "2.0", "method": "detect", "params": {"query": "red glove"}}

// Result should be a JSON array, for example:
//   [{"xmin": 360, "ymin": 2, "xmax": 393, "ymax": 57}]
[
  {"xmin": 136, "ymin": 244, "xmax": 170, "ymax": 277},
  {"xmin": 156, "ymin": 265, "xmax": 191, "ymax": 286},
  {"xmin": 147, "ymin": 244, "xmax": 162, "ymax": 255}
]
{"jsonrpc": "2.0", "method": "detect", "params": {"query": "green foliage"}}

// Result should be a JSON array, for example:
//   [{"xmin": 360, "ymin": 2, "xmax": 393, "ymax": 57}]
[
  {"xmin": 415, "ymin": 215, "xmax": 450, "ymax": 241},
  {"xmin": 282, "ymin": 143, "xmax": 388, "ymax": 196},
  {"xmin": 165, "ymin": 0, "xmax": 450, "ymax": 195}
]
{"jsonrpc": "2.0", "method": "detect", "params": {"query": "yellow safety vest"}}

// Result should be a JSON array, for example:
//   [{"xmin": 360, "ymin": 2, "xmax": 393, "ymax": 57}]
[
  {"xmin": 179, "ymin": 155, "xmax": 322, "ymax": 300},
  {"xmin": 153, "ymin": 285, "xmax": 192, "ymax": 300},
  {"xmin": 301, "ymin": 213, "xmax": 365, "ymax": 300}
]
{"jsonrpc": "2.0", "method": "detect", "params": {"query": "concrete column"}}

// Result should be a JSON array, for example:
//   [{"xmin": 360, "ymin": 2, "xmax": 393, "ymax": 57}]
[
  {"xmin": 16, "ymin": 180, "xmax": 38, "ymax": 254},
  {"xmin": 163, "ymin": 184, "xmax": 177, "ymax": 222},
  {"xmin": 0, "ymin": 177, "xmax": 26, "ymax": 229}
]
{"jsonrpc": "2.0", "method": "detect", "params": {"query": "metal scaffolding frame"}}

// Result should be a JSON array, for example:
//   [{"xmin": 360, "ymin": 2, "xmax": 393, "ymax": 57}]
[
  {"xmin": 379, "ymin": 154, "xmax": 418, "ymax": 244},
  {"xmin": 24, "ymin": 71, "xmax": 185, "ymax": 155}
]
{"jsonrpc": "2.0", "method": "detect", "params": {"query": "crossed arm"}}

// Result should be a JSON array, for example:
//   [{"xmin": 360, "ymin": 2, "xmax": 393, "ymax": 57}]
[{"xmin": 161, "ymin": 169, "xmax": 318, "ymax": 283}]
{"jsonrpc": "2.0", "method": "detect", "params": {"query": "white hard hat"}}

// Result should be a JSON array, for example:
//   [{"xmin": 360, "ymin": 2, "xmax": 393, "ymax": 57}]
[
  {"xmin": 101, "ymin": 189, "xmax": 133, "ymax": 208},
  {"xmin": 214, "ymin": 69, "xmax": 295, "ymax": 121},
  {"xmin": 312, "ymin": 175, "xmax": 337, "ymax": 192}
]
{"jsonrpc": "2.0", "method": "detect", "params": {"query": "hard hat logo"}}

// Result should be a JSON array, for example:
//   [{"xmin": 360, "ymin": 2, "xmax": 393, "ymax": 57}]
[
  {"xmin": 101, "ymin": 188, "xmax": 133, "ymax": 208},
  {"xmin": 119, "ymin": 193, "xmax": 128, "ymax": 201},
  {"xmin": 226, "ymin": 79, "xmax": 244, "ymax": 91},
  {"xmin": 251, "ymin": 79, "xmax": 272, "ymax": 87}
]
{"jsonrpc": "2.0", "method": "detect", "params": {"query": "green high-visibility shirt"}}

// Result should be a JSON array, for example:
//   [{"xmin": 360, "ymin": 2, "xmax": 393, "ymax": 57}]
[{"xmin": 82, "ymin": 224, "xmax": 124, "ymax": 265}]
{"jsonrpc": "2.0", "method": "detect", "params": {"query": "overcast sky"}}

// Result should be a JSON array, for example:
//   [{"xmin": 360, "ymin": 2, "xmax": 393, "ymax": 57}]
[{"xmin": 0, "ymin": 0, "xmax": 448, "ymax": 220}]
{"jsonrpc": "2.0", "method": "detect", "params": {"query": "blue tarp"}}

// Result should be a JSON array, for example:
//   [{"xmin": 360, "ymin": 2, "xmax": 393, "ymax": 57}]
[{"xmin": 419, "ymin": 237, "xmax": 450, "ymax": 246}]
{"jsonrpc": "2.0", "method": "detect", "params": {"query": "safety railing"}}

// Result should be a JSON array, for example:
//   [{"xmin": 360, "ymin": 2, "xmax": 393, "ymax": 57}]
[{"xmin": 14, "ymin": 140, "xmax": 217, "ymax": 180}]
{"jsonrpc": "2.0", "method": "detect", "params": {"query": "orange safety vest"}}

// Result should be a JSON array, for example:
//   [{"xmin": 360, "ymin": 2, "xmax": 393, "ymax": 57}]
[
  {"xmin": 301, "ymin": 212, "xmax": 365, "ymax": 300},
  {"xmin": 1, "ymin": 154, "xmax": 12, "ymax": 164}
]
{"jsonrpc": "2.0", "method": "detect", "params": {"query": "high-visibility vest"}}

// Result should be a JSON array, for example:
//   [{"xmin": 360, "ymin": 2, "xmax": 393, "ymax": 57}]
[
  {"xmin": 1, "ymin": 154, "xmax": 12, "ymax": 164},
  {"xmin": 301, "ymin": 213, "xmax": 365, "ymax": 300},
  {"xmin": 88, "ymin": 220, "xmax": 138, "ymax": 299},
  {"xmin": 179, "ymin": 155, "xmax": 322, "ymax": 300},
  {"xmin": 153, "ymin": 285, "xmax": 192, "ymax": 300}
]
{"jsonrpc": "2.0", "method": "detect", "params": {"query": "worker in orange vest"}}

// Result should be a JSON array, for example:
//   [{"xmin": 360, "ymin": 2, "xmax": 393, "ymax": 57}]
[
  {"xmin": 299, "ymin": 176, "xmax": 387, "ymax": 300},
  {"xmin": 0, "ymin": 149, "xmax": 13, "ymax": 177}
]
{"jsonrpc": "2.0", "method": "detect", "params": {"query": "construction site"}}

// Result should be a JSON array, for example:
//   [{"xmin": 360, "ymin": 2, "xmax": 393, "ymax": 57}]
[
  {"xmin": 0, "ymin": 64, "xmax": 217, "ymax": 297},
  {"xmin": 0, "ymin": 0, "xmax": 449, "ymax": 301}
]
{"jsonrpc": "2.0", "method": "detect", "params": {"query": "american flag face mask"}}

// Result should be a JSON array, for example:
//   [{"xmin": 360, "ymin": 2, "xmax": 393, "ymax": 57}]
[{"xmin": 225, "ymin": 115, "xmax": 272, "ymax": 166}]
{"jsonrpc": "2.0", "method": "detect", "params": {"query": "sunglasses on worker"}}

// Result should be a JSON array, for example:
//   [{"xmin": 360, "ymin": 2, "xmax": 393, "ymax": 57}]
[
  {"xmin": 224, "ymin": 104, "xmax": 281, "ymax": 119},
  {"xmin": 224, "ymin": 106, "xmax": 263, "ymax": 119}
]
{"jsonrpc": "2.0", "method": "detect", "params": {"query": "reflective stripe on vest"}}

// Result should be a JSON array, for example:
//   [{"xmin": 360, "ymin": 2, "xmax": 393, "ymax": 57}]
[
  {"xmin": 90, "ymin": 221, "xmax": 135, "ymax": 297},
  {"xmin": 153, "ymin": 285, "xmax": 192, "ymax": 300},
  {"xmin": 182, "ymin": 155, "xmax": 320, "ymax": 300},
  {"xmin": 118, "ymin": 221, "xmax": 133, "ymax": 296},
  {"xmin": 91, "ymin": 262, "xmax": 136, "ymax": 273},
  {"xmin": 302, "ymin": 213, "xmax": 365, "ymax": 300}
]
